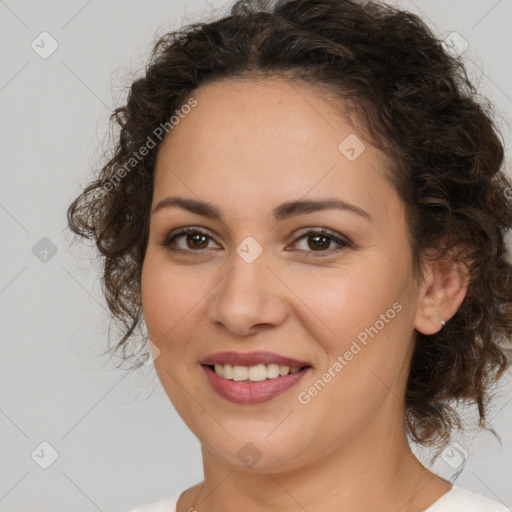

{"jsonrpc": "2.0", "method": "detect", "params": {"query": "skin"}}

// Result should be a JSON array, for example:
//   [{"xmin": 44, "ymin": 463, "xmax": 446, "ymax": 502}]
[{"xmin": 140, "ymin": 78, "xmax": 468, "ymax": 512}]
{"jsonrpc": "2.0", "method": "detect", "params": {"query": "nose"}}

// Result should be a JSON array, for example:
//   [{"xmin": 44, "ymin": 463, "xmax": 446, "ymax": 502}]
[{"xmin": 207, "ymin": 245, "xmax": 289, "ymax": 337}]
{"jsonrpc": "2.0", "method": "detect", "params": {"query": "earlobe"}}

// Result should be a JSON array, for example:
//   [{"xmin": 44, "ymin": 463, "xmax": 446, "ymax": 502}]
[{"xmin": 414, "ymin": 255, "xmax": 470, "ymax": 335}]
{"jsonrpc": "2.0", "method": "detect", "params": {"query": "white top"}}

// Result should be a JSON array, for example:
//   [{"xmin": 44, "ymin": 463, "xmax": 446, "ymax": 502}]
[{"xmin": 125, "ymin": 485, "xmax": 510, "ymax": 512}]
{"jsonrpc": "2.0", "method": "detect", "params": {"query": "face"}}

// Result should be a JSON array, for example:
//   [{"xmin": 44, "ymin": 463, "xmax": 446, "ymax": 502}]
[{"xmin": 141, "ymin": 78, "xmax": 422, "ymax": 472}]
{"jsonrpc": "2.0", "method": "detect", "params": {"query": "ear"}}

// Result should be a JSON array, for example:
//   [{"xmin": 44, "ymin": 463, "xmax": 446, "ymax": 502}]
[{"xmin": 414, "ymin": 251, "xmax": 470, "ymax": 335}]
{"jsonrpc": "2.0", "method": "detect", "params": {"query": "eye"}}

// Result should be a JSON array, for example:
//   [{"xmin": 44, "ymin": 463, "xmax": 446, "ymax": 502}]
[
  {"xmin": 158, "ymin": 226, "xmax": 352, "ymax": 256},
  {"xmin": 288, "ymin": 228, "xmax": 352, "ymax": 256},
  {"xmin": 160, "ymin": 227, "xmax": 220, "ymax": 253}
]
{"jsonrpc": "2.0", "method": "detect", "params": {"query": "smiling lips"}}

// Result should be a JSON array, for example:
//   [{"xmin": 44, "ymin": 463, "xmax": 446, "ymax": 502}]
[
  {"xmin": 200, "ymin": 351, "xmax": 313, "ymax": 404},
  {"xmin": 200, "ymin": 350, "xmax": 312, "ymax": 368}
]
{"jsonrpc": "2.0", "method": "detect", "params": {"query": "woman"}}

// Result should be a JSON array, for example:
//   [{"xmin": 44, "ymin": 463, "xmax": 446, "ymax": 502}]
[{"xmin": 67, "ymin": 0, "xmax": 512, "ymax": 510}]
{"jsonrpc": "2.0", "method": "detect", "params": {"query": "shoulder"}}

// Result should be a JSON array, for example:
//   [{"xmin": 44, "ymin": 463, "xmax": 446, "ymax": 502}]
[
  {"xmin": 123, "ymin": 489, "xmax": 185, "ymax": 512},
  {"xmin": 426, "ymin": 485, "xmax": 510, "ymax": 512}
]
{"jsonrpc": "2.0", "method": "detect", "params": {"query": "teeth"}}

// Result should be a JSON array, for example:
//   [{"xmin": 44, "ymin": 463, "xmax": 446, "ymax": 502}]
[
  {"xmin": 212, "ymin": 363, "xmax": 303, "ymax": 381},
  {"xmin": 233, "ymin": 365, "xmax": 248, "ymax": 381}
]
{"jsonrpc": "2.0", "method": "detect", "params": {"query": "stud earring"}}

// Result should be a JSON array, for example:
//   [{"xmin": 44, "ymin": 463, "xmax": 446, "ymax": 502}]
[{"xmin": 439, "ymin": 317, "xmax": 446, "ymax": 328}]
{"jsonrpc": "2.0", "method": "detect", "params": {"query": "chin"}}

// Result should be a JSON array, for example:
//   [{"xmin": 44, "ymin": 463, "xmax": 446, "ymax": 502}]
[{"xmin": 200, "ymin": 430, "xmax": 311, "ymax": 472}]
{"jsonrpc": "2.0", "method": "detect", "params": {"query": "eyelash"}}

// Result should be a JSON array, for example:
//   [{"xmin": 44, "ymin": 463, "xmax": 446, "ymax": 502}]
[{"xmin": 158, "ymin": 227, "xmax": 352, "ymax": 257}]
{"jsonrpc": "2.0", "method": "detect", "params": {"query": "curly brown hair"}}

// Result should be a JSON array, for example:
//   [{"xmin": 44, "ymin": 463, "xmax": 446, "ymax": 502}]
[{"xmin": 67, "ymin": 0, "xmax": 512, "ymax": 453}]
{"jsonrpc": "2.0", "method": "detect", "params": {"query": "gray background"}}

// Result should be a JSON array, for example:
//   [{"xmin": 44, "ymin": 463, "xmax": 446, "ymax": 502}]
[{"xmin": 1, "ymin": 0, "xmax": 511, "ymax": 510}]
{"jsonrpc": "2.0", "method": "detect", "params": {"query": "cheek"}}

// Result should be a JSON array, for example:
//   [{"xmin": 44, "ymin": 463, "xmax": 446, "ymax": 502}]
[
  {"xmin": 141, "ymin": 257, "xmax": 189, "ymax": 374},
  {"xmin": 141, "ymin": 255, "xmax": 194, "ymax": 339},
  {"xmin": 141, "ymin": 256, "xmax": 214, "ymax": 384},
  {"xmin": 290, "ymin": 258, "xmax": 412, "ymax": 395},
  {"xmin": 291, "ymin": 258, "xmax": 404, "ymax": 343},
  {"xmin": 141, "ymin": 258, "xmax": 204, "ymax": 411},
  {"xmin": 141, "ymin": 259, "xmax": 168, "ymax": 339}
]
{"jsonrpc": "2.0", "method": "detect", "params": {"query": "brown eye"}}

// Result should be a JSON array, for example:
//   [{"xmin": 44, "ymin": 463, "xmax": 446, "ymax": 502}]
[
  {"xmin": 290, "ymin": 228, "xmax": 351, "ymax": 256},
  {"xmin": 184, "ymin": 232, "xmax": 209, "ymax": 249},
  {"xmin": 159, "ymin": 226, "xmax": 351, "ymax": 257},
  {"xmin": 305, "ymin": 233, "xmax": 332, "ymax": 251},
  {"xmin": 161, "ymin": 228, "xmax": 220, "ymax": 252}
]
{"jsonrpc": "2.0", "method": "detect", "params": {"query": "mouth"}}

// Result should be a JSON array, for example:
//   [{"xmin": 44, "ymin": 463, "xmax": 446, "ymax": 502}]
[
  {"xmin": 199, "ymin": 350, "xmax": 312, "ymax": 371},
  {"xmin": 200, "ymin": 363, "xmax": 313, "ymax": 404},
  {"xmin": 202, "ymin": 363, "xmax": 312, "ymax": 382}
]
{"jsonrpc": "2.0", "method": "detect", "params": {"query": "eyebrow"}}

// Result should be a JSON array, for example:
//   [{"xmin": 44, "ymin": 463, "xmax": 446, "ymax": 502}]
[{"xmin": 151, "ymin": 196, "xmax": 372, "ymax": 222}]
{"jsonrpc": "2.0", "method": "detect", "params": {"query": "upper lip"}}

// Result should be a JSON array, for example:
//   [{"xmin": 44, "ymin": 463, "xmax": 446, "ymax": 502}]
[{"xmin": 200, "ymin": 351, "xmax": 312, "ymax": 368}]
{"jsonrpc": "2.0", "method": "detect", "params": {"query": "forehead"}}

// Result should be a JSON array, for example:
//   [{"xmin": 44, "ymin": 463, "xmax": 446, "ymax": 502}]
[
  {"xmin": 159, "ymin": 78, "xmax": 358, "ymax": 164},
  {"xmin": 153, "ymin": 78, "xmax": 401, "ymax": 226}
]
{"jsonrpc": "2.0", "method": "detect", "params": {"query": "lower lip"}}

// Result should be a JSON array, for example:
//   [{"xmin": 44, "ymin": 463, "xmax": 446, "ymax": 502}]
[{"xmin": 201, "ymin": 365, "xmax": 311, "ymax": 404}]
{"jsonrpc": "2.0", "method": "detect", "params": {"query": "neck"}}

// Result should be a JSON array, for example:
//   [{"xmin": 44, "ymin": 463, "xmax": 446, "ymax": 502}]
[{"xmin": 179, "ymin": 405, "xmax": 451, "ymax": 512}]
